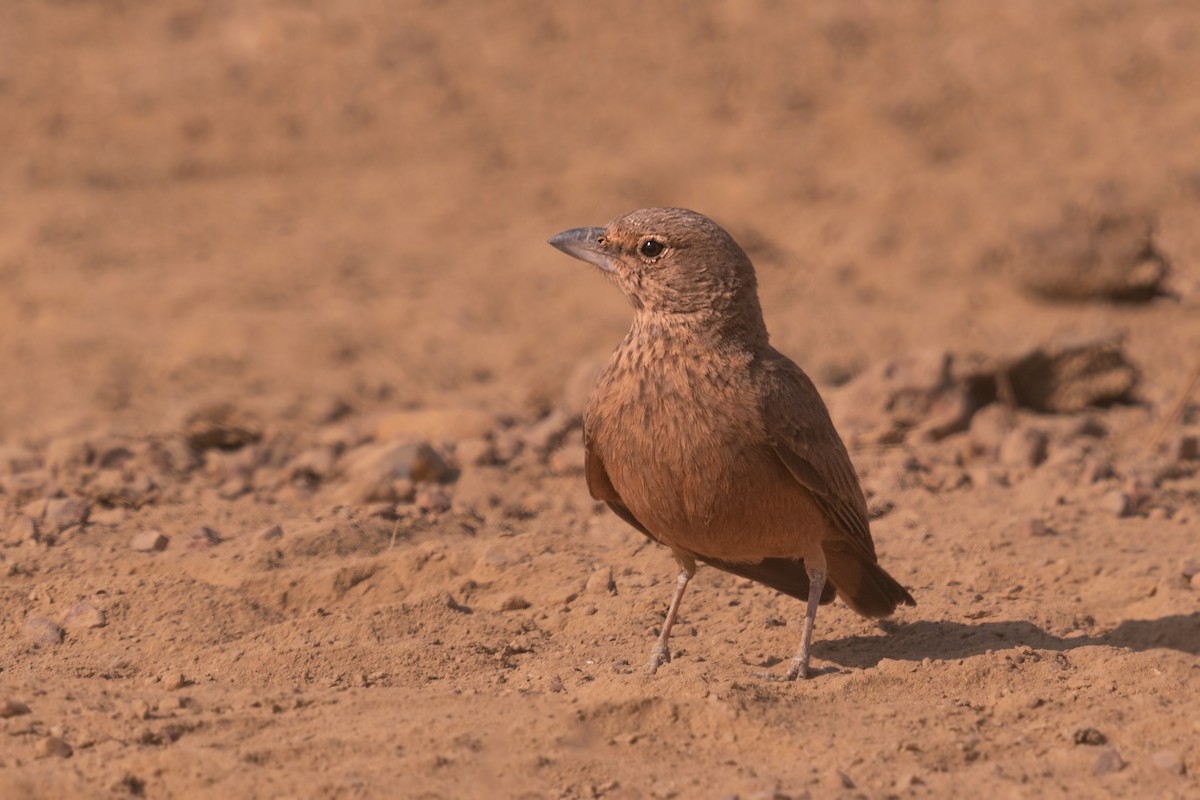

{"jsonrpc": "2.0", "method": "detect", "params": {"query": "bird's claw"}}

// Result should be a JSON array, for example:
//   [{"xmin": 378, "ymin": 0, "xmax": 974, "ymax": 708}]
[{"xmin": 645, "ymin": 644, "xmax": 671, "ymax": 675}]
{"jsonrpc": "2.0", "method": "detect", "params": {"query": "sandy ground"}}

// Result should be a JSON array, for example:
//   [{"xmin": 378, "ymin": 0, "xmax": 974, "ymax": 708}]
[{"xmin": 2, "ymin": 1, "xmax": 1200, "ymax": 798}]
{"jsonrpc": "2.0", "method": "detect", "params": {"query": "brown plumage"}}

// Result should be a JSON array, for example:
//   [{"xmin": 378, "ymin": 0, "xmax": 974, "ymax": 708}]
[{"xmin": 548, "ymin": 207, "xmax": 915, "ymax": 679}]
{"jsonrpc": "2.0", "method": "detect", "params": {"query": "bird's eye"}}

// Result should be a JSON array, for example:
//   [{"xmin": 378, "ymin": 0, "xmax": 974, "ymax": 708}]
[{"xmin": 638, "ymin": 239, "xmax": 664, "ymax": 258}]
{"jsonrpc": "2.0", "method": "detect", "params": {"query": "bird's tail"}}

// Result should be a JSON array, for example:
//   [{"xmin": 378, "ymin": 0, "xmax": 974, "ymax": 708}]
[{"xmin": 825, "ymin": 546, "xmax": 916, "ymax": 618}]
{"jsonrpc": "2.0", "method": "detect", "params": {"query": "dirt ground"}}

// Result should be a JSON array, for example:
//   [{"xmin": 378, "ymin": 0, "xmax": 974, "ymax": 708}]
[{"xmin": 2, "ymin": 1, "xmax": 1200, "ymax": 798}]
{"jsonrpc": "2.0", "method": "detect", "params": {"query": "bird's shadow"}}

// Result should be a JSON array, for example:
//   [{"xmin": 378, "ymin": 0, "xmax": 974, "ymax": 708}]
[{"xmin": 815, "ymin": 612, "xmax": 1200, "ymax": 668}]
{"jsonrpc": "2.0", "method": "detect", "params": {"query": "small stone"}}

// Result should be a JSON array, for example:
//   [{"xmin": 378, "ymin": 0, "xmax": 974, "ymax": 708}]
[
  {"xmin": 62, "ymin": 602, "xmax": 106, "ymax": 630},
  {"xmin": 1073, "ymin": 726, "xmax": 1107, "ymax": 745},
  {"xmin": 130, "ymin": 529, "xmax": 169, "ymax": 552},
  {"xmin": 188, "ymin": 525, "xmax": 222, "ymax": 549},
  {"xmin": 1083, "ymin": 456, "xmax": 1116, "ymax": 483},
  {"xmin": 1150, "ymin": 750, "xmax": 1184, "ymax": 774},
  {"xmin": 342, "ymin": 441, "xmax": 454, "ymax": 484},
  {"xmin": 1, "ymin": 698, "xmax": 31, "ymax": 718},
  {"xmin": 825, "ymin": 768, "xmax": 855, "ymax": 789},
  {"xmin": 1100, "ymin": 490, "xmax": 1133, "ymax": 518},
  {"xmin": 1091, "ymin": 746, "xmax": 1126, "ymax": 775},
  {"xmin": 34, "ymin": 736, "xmax": 73, "ymax": 759},
  {"xmin": 184, "ymin": 403, "xmax": 263, "ymax": 451},
  {"xmin": 968, "ymin": 403, "xmax": 1014, "ymax": 456},
  {"xmin": 495, "ymin": 593, "xmax": 532, "ymax": 612},
  {"xmin": 45, "ymin": 438, "xmax": 93, "ymax": 473},
  {"xmin": 161, "ymin": 671, "xmax": 187, "ymax": 691},
  {"xmin": 24, "ymin": 616, "xmax": 64, "ymax": 645},
  {"xmin": 999, "ymin": 427, "xmax": 1049, "ymax": 468},
  {"xmin": 130, "ymin": 699, "xmax": 151, "ymax": 720},
  {"xmin": 1026, "ymin": 517, "xmax": 1053, "ymax": 537},
  {"xmin": 585, "ymin": 566, "xmax": 615, "ymax": 596},
  {"xmin": 45, "ymin": 498, "xmax": 90, "ymax": 532},
  {"xmin": 3, "ymin": 514, "xmax": 39, "ymax": 545},
  {"xmin": 256, "ymin": 524, "xmax": 284, "ymax": 542}
]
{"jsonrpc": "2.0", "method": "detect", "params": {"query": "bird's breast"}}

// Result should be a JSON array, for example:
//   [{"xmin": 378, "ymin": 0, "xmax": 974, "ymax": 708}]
[{"xmin": 585, "ymin": 342, "xmax": 824, "ymax": 561}]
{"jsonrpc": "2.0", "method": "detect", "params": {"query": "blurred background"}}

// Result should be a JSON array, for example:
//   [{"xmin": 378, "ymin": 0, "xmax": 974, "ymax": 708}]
[{"xmin": 2, "ymin": 0, "xmax": 1198, "ymax": 440}]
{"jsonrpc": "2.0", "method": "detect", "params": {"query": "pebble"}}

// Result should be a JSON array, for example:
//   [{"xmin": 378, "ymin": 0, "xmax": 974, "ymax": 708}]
[
  {"xmin": 62, "ymin": 602, "xmax": 106, "ymax": 630},
  {"xmin": 24, "ymin": 615, "xmax": 64, "ymax": 645},
  {"xmin": 415, "ymin": 485, "xmax": 452, "ymax": 514},
  {"xmin": 585, "ymin": 566, "xmax": 615, "ymax": 595},
  {"xmin": 342, "ymin": 441, "xmax": 454, "ymax": 484},
  {"xmin": 1150, "ymin": 750, "xmax": 1184, "ymax": 774},
  {"xmin": 1026, "ymin": 517, "xmax": 1053, "ymax": 537},
  {"xmin": 3, "ymin": 514, "xmax": 39, "ymax": 545},
  {"xmin": 188, "ymin": 525, "xmax": 223, "ymax": 549},
  {"xmin": 1091, "ymin": 746, "xmax": 1126, "ymax": 775},
  {"xmin": 1072, "ymin": 726, "xmax": 1107, "ymax": 745},
  {"xmin": 494, "ymin": 593, "xmax": 532, "ymax": 612},
  {"xmin": 1165, "ymin": 432, "xmax": 1199, "ymax": 463},
  {"xmin": 34, "ymin": 736, "xmax": 73, "ymax": 759},
  {"xmin": 130, "ymin": 529, "xmax": 169, "ymax": 552},
  {"xmin": 1100, "ymin": 490, "xmax": 1133, "ymax": 518},
  {"xmin": 999, "ymin": 427, "xmax": 1048, "ymax": 468},
  {"xmin": 45, "ymin": 498, "xmax": 90, "ymax": 532},
  {"xmin": 183, "ymin": 403, "xmax": 263, "ymax": 451},
  {"xmin": 825, "ymin": 768, "xmax": 855, "ymax": 789},
  {"xmin": 161, "ymin": 671, "xmax": 187, "ymax": 691},
  {"xmin": 968, "ymin": 403, "xmax": 1014, "ymax": 455},
  {"xmin": 1, "ymin": 698, "xmax": 31, "ymax": 718}
]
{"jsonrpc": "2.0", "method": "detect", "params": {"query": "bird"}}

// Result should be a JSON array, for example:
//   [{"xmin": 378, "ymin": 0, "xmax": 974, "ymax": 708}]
[{"xmin": 547, "ymin": 207, "xmax": 915, "ymax": 680}]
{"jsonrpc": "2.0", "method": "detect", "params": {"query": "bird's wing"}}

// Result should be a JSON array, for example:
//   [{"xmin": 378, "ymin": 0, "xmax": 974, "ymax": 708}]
[
  {"xmin": 584, "ymin": 433, "xmax": 660, "ymax": 542},
  {"xmin": 757, "ymin": 350, "xmax": 877, "ymax": 560}
]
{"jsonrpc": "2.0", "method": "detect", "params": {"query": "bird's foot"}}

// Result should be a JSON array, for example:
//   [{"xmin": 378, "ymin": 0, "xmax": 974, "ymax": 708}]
[
  {"xmin": 751, "ymin": 656, "xmax": 809, "ymax": 682},
  {"xmin": 645, "ymin": 644, "xmax": 671, "ymax": 675}
]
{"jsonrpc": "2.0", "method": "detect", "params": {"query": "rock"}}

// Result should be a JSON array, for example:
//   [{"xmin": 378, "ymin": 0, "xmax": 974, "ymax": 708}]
[
  {"xmin": 256, "ymin": 524, "xmax": 284, "ymax": 542},
  {"xmin": 999, "ymin": 427, "xmax": 1048, "ymax": 469},
  {"xmin": 188, "ymin": 525, "xmax": 222, "ymax": 549},
  {"xmin": 183, "ymin": 402, "xmax": 263, "ymax": 451},
  {"xmin": 34, "ymin": 736, "xmax": 73, "ymax": 758},
  {"xmin": 291, "ymin": 446, "xmax": 338, "ymax": 482},
  {"xmin": 825, "ymin": 768, "xmax": 855, "ymax": 789},
  {"xmin": 1150, "ymin": 750, "xmax": 1185, "ymax": 774},
  {"xmin": 342, "ymin": 441, "xmax": 454, "ymax": 484},
  {"xmin": 967, "ymin": 403, "xmax": 1014, "ymax": 456},
  {"xmin": 1026, "ymin": 517, "xmax": 1053, "ymax": 537},
  {"xmin": 585, "ymin": 567, "xmax": 615, "ymax": 595},
  {"xmin": 1016, "ymin": 203, "xmax": 1167, "ymax": 303},
  {"xmin": 45, "ymin": 498, "xmax": 90, "ymax": 532},
  {"xmin": 3, "ymin": 514, "xmax": 39, "ymax": 545},
  {"xmin": 1083, "ymin": 456, "xmax": 1116, "ymax": 483},
  {"xmin": 1, "ymin": 698, "xmax": 31, "ymax": 718},
  {"xmin": 146, "ymin": 437, "xmax": 202, "ymax": 475},
  {"xmin": 130, "ymin": 530, "xmax": 169, "ymax": 552},
  {"xmin": 831, "ymin": 349, "xmax": 971, "ymax": 443},
  {"xmin": 1091, "ymin": 746, "xmax": 1126, "ymax": 775},
  {"xmin": 1073, "ymin": 726, "xmax": 1107, "ymax": 745},
  {"xmin": 481, "ymin": 543, "xmax": 531, "ymax": 572},
  {"xmin": 374, "ymin": 408, "xmax": 495, "ymax": 443},
  {"xmin": 494, "ymin": 593, "xmax": 531, "ymax": 612},
  {"xmin": 1003, "ymin": 333, "xmax": 1140, "ymax": 413},
  {"xmin": 62, "ymin": 602, "xmax": 106, "ymax": 630},
  {"xmin": 24, "ymin": 616, "xmax": 64, "ymax": 645},
  {"xmin": 161, "ymin": 671, "xmax": 187, "ymax": 691},
  {"xmin": 1100, "ymin": 491, "xmax": 1133, "ymax": 518}
]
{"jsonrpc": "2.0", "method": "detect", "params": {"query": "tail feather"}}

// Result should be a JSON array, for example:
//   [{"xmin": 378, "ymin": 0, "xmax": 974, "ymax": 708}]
[
  {"xmin": 699, "ymin": 555, "xmax": 838, "ymax": 605},
  {"xmin": 824, "ymin": 546, "xmax": 916, "ymax": 618}
]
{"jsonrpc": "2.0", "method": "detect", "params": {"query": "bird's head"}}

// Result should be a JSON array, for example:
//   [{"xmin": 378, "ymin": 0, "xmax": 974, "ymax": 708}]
[{"xmin": 548, "ymin": 208, "xmax": 766, "ymax": 338}]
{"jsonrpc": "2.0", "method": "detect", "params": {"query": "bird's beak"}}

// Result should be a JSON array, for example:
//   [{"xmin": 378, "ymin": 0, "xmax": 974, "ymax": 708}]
[{"xmin": 547, "ymin": 227, "xmax": 617, "ymax": 273}]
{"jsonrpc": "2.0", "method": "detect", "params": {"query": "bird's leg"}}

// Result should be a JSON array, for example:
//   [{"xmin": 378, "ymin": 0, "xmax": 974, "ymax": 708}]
[
  {"xmin": 646, "ymin": 557, "xmax": 695, "ymax": 675},
  {"xmin": 783, "ymin": 566, "xmax": 827, "ymax": 680}
]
